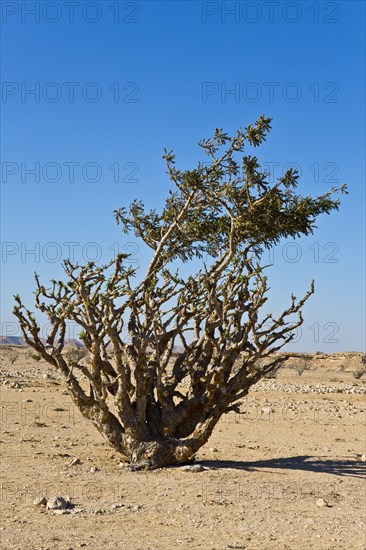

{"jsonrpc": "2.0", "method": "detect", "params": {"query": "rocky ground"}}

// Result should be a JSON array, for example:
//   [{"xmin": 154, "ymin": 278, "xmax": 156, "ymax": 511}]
[{"xmin": 0, "ymin": 347, "xmax": 365, "ymax": 550}]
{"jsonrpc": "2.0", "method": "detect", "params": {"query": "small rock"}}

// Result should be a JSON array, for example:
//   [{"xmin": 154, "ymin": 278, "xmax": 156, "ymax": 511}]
[
  {"xmin": 46, "ymin": 496, "xmax": 70, "ymax": 510},
  {"xmin": 133, "ymin": 504, "xmax": 142, "ymax": 511},
  {"xmin": 210, "ymin": 448, "xmax": 218, "ymax": 453},
  {"xmin": 33, "ymin": 497, "xmax": 47, "ymax": 506},
  {"xmin": 316, "ymin": 498, "xmax": 332, "ymax": 507},
  {"xmin": 69, "ymin": 457, "xmax": 81, "ymax": 466},
  {"xmin": 111, "ymin": 504, "xmax": 125, "ymax": 510},
  {"xmin": 182, "ymin": 464, "xmax": 205, "ymax": 472},
  {"xmin": 361, "ymin": 454, "xmax": 366, "ymax": 462},
  {"xmin": 90, "ymin": 466, "xmax": 100, "ymax": 473}
]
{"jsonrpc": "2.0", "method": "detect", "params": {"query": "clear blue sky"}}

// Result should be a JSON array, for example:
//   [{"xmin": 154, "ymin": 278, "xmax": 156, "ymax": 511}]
[{"xmin": 1, "ymin": 0, "xmax": 365, "ymax": 352}]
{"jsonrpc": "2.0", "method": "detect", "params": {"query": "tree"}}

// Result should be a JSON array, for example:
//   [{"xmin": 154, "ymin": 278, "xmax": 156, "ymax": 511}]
[{"xmin": 14, "ymin": 116, "xmax": 347, "ymax": 469}]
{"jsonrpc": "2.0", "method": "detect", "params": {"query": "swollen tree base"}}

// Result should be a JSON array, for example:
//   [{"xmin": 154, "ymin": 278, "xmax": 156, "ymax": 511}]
[
  {"xmin": 127, "ymin": 439, "xmax": 199, "ymax": 470},
  {"xmin": 76, "ymin": 393, "xmax": 205, "ymax": 470}
]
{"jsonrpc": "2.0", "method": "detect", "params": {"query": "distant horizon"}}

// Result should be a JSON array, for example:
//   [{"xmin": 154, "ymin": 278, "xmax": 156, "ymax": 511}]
[{"xmin": 0, "ymin": 335, "xmax": 364, "ymax": 355}]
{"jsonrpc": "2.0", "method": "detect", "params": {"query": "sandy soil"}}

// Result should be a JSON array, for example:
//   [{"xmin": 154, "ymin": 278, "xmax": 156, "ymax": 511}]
[{"xmin": 0, "ymin": 347, "xmax": 365, "ymax": 550}]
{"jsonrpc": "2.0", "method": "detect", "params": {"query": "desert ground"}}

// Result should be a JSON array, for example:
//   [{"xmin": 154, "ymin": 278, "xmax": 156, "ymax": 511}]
[{"xmin": 0, "ymin": 346, "xmax": 365, "ymax": 550}]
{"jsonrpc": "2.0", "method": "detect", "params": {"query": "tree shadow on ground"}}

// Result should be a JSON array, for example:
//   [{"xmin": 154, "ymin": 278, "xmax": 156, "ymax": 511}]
[{"xmin": 200, "ymin": 455, "xmax": 365, "ymax": 479}]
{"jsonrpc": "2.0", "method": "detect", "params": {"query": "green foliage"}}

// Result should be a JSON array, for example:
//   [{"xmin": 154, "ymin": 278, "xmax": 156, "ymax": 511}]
[{"xmin": 114, "ymin": 115, "xmax": 347, "ymax": 267}]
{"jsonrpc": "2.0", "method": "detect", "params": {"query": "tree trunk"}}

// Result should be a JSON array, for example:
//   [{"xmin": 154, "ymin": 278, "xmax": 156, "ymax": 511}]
[
  {"xmin": 70, "ymin": 390, "xmax": 207, "ymax": 469},
  {"xmin": 122, "ymin": 406, "xmax": 225, "ymax": 469},
  {"xmin": 126, "ymin": 437, "xmax": 202, "ymax": 470}
]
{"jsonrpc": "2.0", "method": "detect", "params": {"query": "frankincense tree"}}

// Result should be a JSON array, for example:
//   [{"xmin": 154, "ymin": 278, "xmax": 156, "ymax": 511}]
[{"xmin": 14, "ymin": 116, "xmax": 347, "ymax": 469}]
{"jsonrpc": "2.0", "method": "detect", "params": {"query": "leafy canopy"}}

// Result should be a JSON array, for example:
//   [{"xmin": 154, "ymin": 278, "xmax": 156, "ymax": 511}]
[{"xmin": 114, "ymin": 115, "xmax": 346, "ymax": 269}]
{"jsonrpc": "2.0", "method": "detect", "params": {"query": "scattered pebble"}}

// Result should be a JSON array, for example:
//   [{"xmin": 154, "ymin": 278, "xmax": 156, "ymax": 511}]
[
  {"xmin": 33, "ymin": 497, "xmax": 47, "ymax": 506},
  {"xmin": 316, "ymin": 498, "xmax": 332, "ymax": 507},
  {"xmin": 46, "ymin": 496, "xmax": 71, "ymax": 510},
  {"xmin": 111, "ymin": 503, "xmax": 125, "ymax": 510},
  {"xmin": 181, "ymin": 464, "xmax": 205, "ymax": 472}
]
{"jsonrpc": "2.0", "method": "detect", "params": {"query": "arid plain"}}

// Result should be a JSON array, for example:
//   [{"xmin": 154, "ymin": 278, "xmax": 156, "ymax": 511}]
[{"xmin": 0, "ymin": 347, "xmax": 365, "ymax": 550}]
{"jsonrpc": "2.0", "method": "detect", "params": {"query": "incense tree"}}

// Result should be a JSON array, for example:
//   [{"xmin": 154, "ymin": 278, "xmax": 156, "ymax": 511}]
[{"xmin": 14, "ymin": 116, "xmax": 346, "ymax": 469}]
